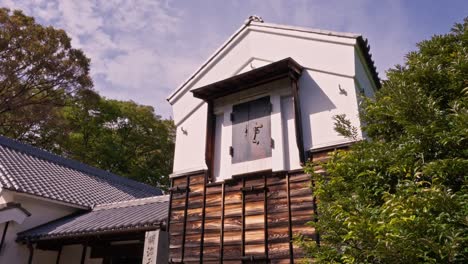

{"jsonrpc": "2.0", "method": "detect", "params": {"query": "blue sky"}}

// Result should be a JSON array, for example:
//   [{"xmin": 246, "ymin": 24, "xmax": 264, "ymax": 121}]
[{"xmin": 1, "ymin": 0, "xmax": 467, "ymax": 118}]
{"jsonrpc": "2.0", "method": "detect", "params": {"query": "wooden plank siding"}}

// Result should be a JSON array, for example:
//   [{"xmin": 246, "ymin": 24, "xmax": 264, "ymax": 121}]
[{"xmin": 168, "ymin": 169, "xmax": 318, "ymax": 263}]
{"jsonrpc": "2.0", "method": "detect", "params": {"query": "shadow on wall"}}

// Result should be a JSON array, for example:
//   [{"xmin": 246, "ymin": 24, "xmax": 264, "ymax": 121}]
[{"xmin": 299, "ymin": 71, "xmax": 336, "ymax": 150}]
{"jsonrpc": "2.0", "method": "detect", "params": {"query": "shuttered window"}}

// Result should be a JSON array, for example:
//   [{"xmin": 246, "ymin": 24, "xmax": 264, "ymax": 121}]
[{"xmin": 231, "ymin": 96, "xmax": 272, "ymax": 163}]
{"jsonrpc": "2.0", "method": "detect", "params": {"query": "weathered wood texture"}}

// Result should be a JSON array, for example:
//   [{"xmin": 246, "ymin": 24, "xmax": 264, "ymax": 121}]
[{"xmin": 169, "ymin": 170, "xmax": 317, "ymax": 263}]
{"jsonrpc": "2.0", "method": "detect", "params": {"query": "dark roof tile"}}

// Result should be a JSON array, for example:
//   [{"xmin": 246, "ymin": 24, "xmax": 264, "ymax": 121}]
[
  {"xmin": 0, "ymin": 136, "xmax": 162, "ymax": 207},
  {"xmin": 17, "ymin": 195, "xmax": 169, "ymax": 242}
]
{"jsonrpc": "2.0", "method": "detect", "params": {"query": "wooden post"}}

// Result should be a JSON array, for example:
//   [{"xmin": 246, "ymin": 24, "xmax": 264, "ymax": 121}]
[
  {"xmin": 200, "ymin": 172, "xmax": 208, "ymax": 263},
  {"xmin": 241, "ymin": 177, "xmax": 246, "ymax": 257},
  {"xmin": 0, "ymin": 222, "xmax": 9, "ymax": 253},
  {"xmin": 181, "ymin": 175, "xmax": 190, "ymax": 262},
  {"xmin": 263, "ymin": 174, "xmax": 269, "ymax": 260},
  {"xmin": 219, "ymin": 183, "xmax": 225, "ymax": 263},
  {"xmin": 55, "ymin": 246, "xmax": 62, "ymax": 264},
  {"xmin": 27, "ymin": 243, "xmax": 34, "ymax": 264},
  {"xmin": 80, "ymin": 244, "xmax": 87, "ymax": 264},
  {"xmin": 286, "ymin": 173, "xmax": 294, "ymax": 263},
  {"xmin": 291, "ymin": 78, "xmax": 305, "ymax": 165}
]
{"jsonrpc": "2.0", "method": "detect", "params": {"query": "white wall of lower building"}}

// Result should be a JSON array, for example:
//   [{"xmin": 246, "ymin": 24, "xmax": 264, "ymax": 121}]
[{"xmin": 0, "ymin": 189, "xmax": 79, "ymax": 264}]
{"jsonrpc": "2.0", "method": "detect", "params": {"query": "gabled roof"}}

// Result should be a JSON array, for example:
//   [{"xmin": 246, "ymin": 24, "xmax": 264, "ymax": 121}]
[
  {"xmin": 167, "ymin": 16, "xmax": 380, "ymax": 104},
  {"xmin": 17, "ymin": 195, "xmax": 169, "ymax": 242},
  {"xmin": 0, "ymin": 135, "xmax": 162, "ymax": 208}
]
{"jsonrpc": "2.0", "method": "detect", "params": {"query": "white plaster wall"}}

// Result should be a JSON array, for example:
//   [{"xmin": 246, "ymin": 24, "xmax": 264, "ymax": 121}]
[
  {"xmin": 0, "ymin": 191, "xmax": 79, "ymax": 264},
  {"xmin": 300, "ymin": 70, "xmax": 362, "ymax": 150},
  {"xmin": 172, "ymin": 102, "xmax": 208, "ymax": 174},
  {"xmin": 170, "ymin": 25, "xmax": 376, "ymax": 176}
]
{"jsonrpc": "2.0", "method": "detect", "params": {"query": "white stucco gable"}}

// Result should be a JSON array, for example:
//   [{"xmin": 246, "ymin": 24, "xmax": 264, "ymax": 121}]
[{"xmin": 168, "ymin": 17, "xmax": 380, "ymax": 176}]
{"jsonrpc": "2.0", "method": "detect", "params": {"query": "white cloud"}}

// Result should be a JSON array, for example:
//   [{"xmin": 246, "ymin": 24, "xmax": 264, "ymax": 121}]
[{"xmin": 0, "ymin": 0, "xmax": 460, "ymax": 117}]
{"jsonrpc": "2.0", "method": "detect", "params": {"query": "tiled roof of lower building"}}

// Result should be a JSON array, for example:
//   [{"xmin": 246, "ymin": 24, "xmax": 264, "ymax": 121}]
[
  {"xmin": 0, "ymin": 135, "xmax": 162, "ymax": 208},
  {"xmin": 17, "ymin": 195, "xmax": 169, "ymax": 242}
]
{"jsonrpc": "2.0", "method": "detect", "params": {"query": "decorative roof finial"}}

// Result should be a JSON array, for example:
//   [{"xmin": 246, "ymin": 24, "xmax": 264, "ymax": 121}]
[{"xmin": 246, "ymin": 15, "xmax": 264, "ymax": 25}]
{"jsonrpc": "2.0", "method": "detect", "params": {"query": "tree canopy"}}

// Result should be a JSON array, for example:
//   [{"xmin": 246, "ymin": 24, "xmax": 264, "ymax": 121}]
[
  {"xmin": 0, "ymin": 9, "xmax": 174, "ymax": 188},
  {"xmin": 300, "ymin": 17, "xmax": 468, "ymax": 263}
]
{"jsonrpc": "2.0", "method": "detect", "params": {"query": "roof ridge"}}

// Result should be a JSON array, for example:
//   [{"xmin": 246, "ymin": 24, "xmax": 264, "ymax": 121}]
[
  {"xmin": 250, "ymin": 21, "xmax": 362, "ymax": 39},
  {"xmin": 0, "ymin": 135, "xmax": 160, "ymax": 194},
  {"xmin": 93, "ymin": 195, "xmax": 169, "ymax": 211},
  {"xmin": 167, "ymin": 16, "xmax": 380, "ymax": 103}
]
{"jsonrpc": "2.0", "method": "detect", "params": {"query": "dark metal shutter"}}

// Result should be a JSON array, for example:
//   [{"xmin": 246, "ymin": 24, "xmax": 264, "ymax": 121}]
[{"xmin": 231, "ymin": 96, "xmax": 272, "ymax": 164}]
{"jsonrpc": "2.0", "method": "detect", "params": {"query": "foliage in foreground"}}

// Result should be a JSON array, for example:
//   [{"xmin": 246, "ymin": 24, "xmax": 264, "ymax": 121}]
[
  {"xmin": 300, "ymin": 17, "xmax": 468, "ymax": 263},
  {"xmin": 0, "ymin": 9, "xmax": 174, "ymax": 188}
]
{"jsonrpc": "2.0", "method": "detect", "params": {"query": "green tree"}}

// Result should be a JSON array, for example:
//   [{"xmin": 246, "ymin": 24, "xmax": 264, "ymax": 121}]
[
  {"xmin": 54, "ymin": 90, "xmax": 175, "ymax": 188},
  {"xmin": 0, "ymin": 9, "xmax": 175, "ymax": 188},
  {"xmin": 0, "ymin": 8, "xmax": 92, "ymax": 140},
  {"xmin": 299, "ymin": 18, "xmax": 468, "ymax": 263}
]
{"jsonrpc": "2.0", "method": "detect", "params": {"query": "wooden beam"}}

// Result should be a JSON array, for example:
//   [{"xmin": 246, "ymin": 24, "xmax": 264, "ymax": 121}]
[
  {"xmin": 286, "ymin": 173, "xmax": 294, "ymax": 264},
  {"xmin": 291, "ymin": 78, "xmax": 306, "ymax": 165},
  {"xmin": 80, "ymin": 244, "xmax": 87, "ymax": 264},
  {"xmin": 241, "ymin": 177, "xmax": 246, "ymax": 257},
  {"xmin": 199, "ymin": 171, "xmax": 208, "ymax": 262},
  {"xmin": 219, "ymin": 183, "xmax": 225, "ymax": 263},
  {"xmin": 167, "ymin": 178, "xmax": 174, "ymax": 233},
  {"xmin": 55, "ymin": 246, "xmax": 62, "ymax": 264},
  {"xmin": 205, "ymin": 100, "xmax": 216, "ymax": 182},
  {"xmin": 27, "ymin": 244, "xmax": 34, "ymax": 264},
  {"xmin": 263, "ymin": 174, "xmax": 269, "ymax": 261},
  {"xmin": 181, "ymin": 175, "xmax": 190, "ymax": 262},
  {"xmin": 0, "ymin": 222, "xmax": 9, "ymax": 253}
]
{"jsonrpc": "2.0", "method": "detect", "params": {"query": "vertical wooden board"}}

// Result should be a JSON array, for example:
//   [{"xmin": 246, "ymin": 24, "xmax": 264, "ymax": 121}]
[
  {"xmin": 223, "ymin": 231, "xmax": 242, "ymax": 245},
  {"xmin": 189, "ymin": 174, "xmax": 205, "ymax": 184},
  {"xmin": 203, "ymin": 231, "xmax": 221, "ymax": 245},
  {"xmin": 186, "ymin": 207, "xmax": 203, "ymax": 222},
  {"xmin": 169, "ymin": 247, "xmax": 182, "ymax": 260},
  {"xmin": 224, "ymin": 191, "xmax": 242, "ymax": 204},
  {"xmin": 171, "ymin": 196, "xmax": 187, "ymax": 208},
  {"xmin": 223, "ymin": 244, "xmax": 242, "ymax": 258},
  {"xmin": 225, "ymin": 203, "xmax": 242, "ymax": 217},
  {"xmin": 244, "ymin": 176, "xmax": 265, "ymax": 187},
  {"xmin": 292, "ymin": 224, "xmax": 315, "ymax": 238},
  {"xmin": 267, "ymin": 226, "xmax": 289, "ymax": 242},
  {"xmin": 223, "ymin": 261, "xmax": 241, "ymax": 264},
  {"xmin": 184, "ymin": 246, "xmax": 202, "ymax": 259},
  {"xmin": 288, "ymin": 172, "xmax": 310, "ymax": 183},
  {"xmin": 244, "ymin": 192, "xmax": 264, "ymax": 202},
  {"xmin": 225, "ymin": 180, "xmax": 242, "ymax": 192},
  {"xmin": 245, "ymin": 214, "xmax": 264, "ymax": 227},
  {"xmin": 267, "ymin": 198, "xmax": 288, "ymax": 214},
  {"xmin": 184, "ymin": 232, "xmax": 202, "ymax": 246},
  {"xmin": 190, "ymin": 183, "xmax": 205, "ymax": 194},
  {"xmin": 204, "ymin": 217, "xmax": 222, "ymax": 231},
  {"xmin": 245, "ymin": 229, "xmax": 265, "ymax": 243},
  {"xmin": 267, "ymin": 175, "xmax": 286, "ymax": 185},
  {"xmin": 268, "ymin": 243, "xmax": 290, "ymax": 259},
  {"xmin": 224, "ymin": 216, "xmax": 242, "ymax": 230},
  {"xmin": 185, "ymin": 220, "xmax": 203, "ymax": 232},
  {"xmin": 244, "ymin": 243, "xmax": 265, "ymax": 256},
  {"xmin": 172, "ymin": 176, "xmax": 187, "ymax": 187},
  {"xmin": 206, "ymin": 183, "xmax": 222, "ymax": 194},
  {"xmin": 267, "ymin": 210, "xmax": 289, "ymax": 225},
  {"xmin": 244, "ymin": 200, "xmax": 264, "ymax": 215},
  {"xmin": 170, "ymin": 234, "xmax": 183, "ymax": 246},
  {"xmin": 203, "ymin": 245, "xmax": 220, "ymax": 260},
  {"xmin": 170, "ymin": 208, "xmax": 185, "ymax": 222},
  {"xmin": 270, "ymin": 258, "xmax": 292, "ymax": 264},
  {"xmin": 205, "ymin": 205, "xmax": 222, "ymax": 218},
  {"xmin": 291, "ymin": 209, "xmax": 314, "ymax": 222},
  {"xmin": 205, "ymin": 193, "xmax": 222, "ymax": 205}
]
